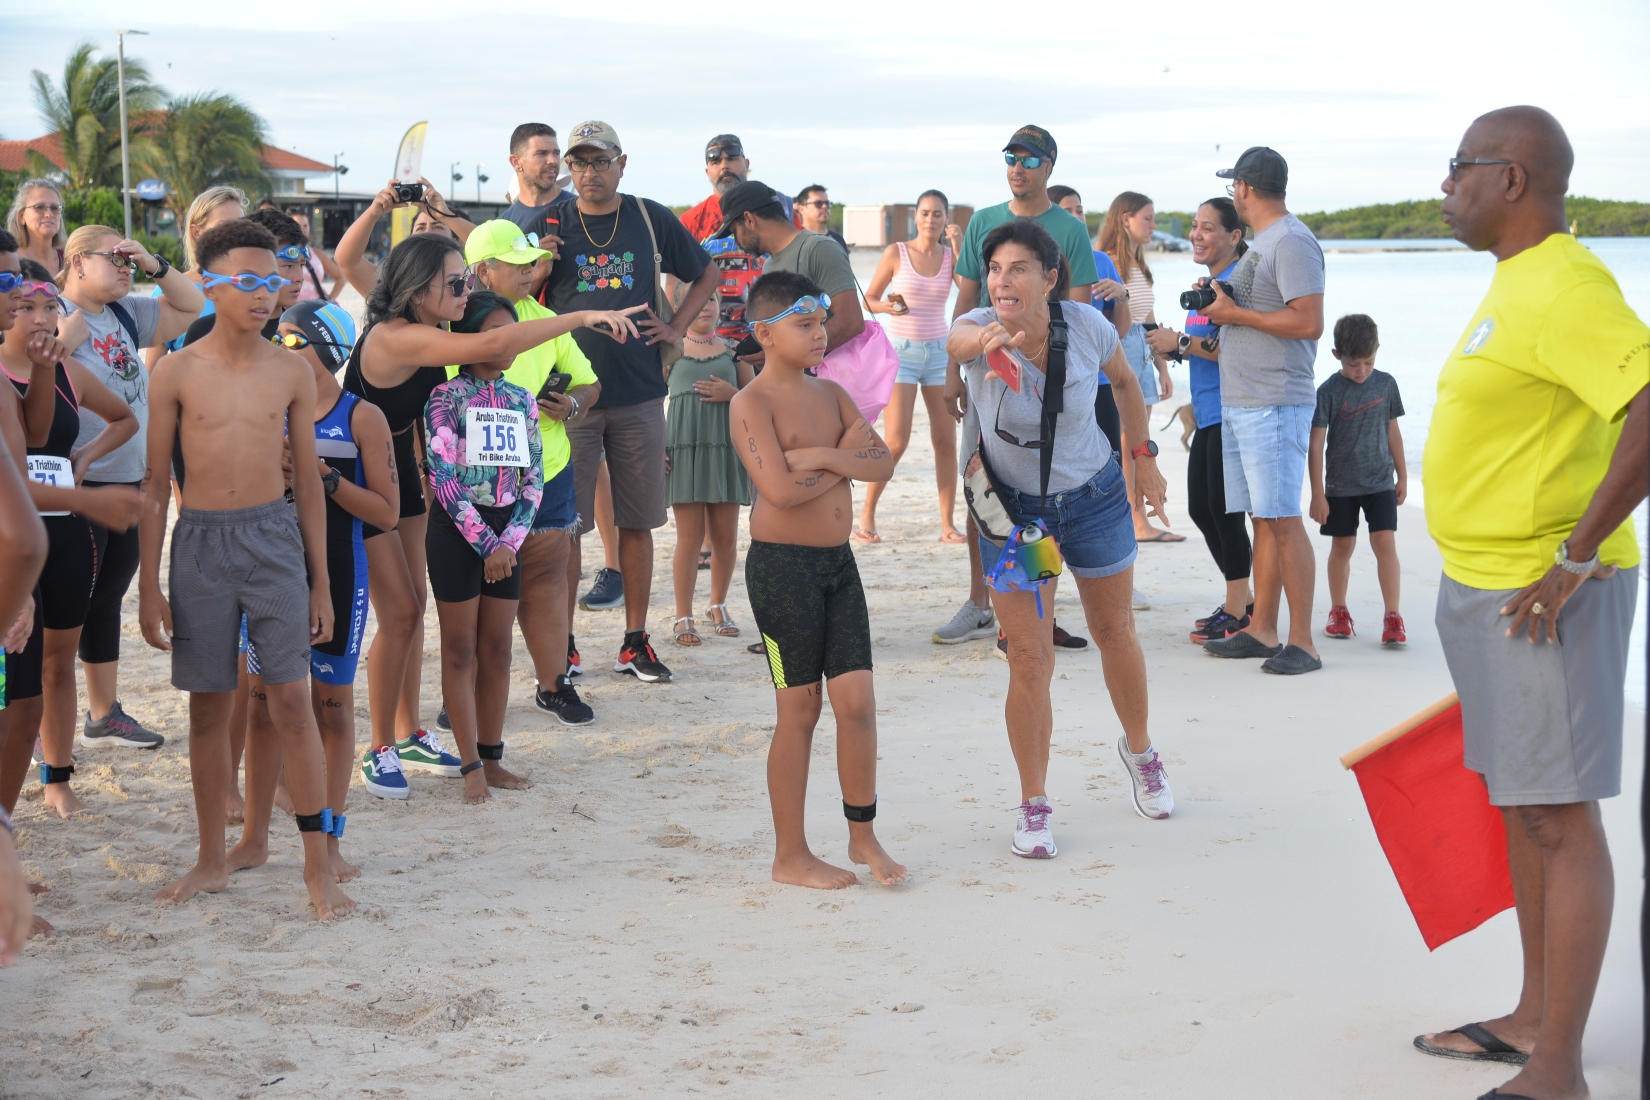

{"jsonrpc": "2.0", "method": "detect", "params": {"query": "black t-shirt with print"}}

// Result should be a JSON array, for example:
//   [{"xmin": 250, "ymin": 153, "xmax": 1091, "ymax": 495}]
[{"xmin": 544, "ymin": 194, "xmax": 710, "ymax": 408}]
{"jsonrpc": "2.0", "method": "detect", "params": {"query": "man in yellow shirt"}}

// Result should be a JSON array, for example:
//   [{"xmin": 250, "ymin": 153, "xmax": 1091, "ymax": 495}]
[
  {"xmin": 1415, "ymin": 107, "xmax": 1648, "ymax": 1100},
  {"xmin": 456, "ymin": 220, "xmax": 601, "ymax": 725}
]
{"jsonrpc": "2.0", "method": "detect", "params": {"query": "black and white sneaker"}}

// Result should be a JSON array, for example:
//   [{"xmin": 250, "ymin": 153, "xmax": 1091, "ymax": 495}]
[
  {"xmin": 435, "ymin": 706, "xmax": 452, "ymax": 733},
  {"xmin": 615, "ymin": 631, "xmax": 671, "ymax": 683},
  {"xmin": 80, "ymin": 701, "xmax": 164, "ymax": 749},
  {"xmin": 536, "ymin": 676, "xmax": 594, "ymax": 725},
  {"xmin": 567, "ymin": 633, "xmax": 582, "ymax": 678}
]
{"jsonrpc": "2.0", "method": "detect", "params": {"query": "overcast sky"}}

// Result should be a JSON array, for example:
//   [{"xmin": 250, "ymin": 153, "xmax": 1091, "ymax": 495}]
[{"xmin": 5, "ymin": 0, "xmax": 1647, "ymax": 216}]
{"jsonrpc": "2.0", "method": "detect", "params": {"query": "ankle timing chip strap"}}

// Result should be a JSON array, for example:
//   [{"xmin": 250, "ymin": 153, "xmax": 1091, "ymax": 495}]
[
  {"xmin": 38, "ymin": 763, "xmax": 74, "ymax": 785},
  {"xmin": 329, "ymin": 814, "xmax": 346, "ymax": 839},
  {"xmin": 296, "ymin": 808, "xmax": 336, "ymax": 834},
  {"xmin": 843, "ymin": 799, "xmax": 877, "ymax": 822},
  {"xmin": 459, "ymin": 760, "xmax": 484, "ymax": 776},
  {"xmin": 477, "ymin": 742, "xmax": 504, "ymax": 761}
]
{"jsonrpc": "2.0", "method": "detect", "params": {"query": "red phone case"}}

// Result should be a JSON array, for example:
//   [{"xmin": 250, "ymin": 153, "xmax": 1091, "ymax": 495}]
[{"xmin": 986, "ymin": 347, "xmax": 1021, "ymax": 393}]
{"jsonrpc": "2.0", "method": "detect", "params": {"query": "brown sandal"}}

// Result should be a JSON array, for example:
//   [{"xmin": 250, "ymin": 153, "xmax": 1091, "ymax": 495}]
[
  {"xmin": 672, "ymin": 617, "xmax": 702, "ymax": 646},
  {"xmin": 707, "ymin": 604, "xmax": 740, "ymax": 637}
]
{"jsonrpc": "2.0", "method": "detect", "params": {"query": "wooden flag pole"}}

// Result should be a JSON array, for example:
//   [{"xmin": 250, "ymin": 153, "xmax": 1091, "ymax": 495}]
[{"xmin": 1340, "ymin": 693, "xmax": 1460, "ymax": 770}]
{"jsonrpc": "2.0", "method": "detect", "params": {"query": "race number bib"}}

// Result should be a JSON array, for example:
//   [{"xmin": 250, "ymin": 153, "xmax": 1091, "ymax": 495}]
[
  {"xmin": 27, "ymin": 455, "xmax": 74, "ymax": 516},
  {"xmin": 465, "ymin": 407, "xmax": 529, "ymax": 467}
]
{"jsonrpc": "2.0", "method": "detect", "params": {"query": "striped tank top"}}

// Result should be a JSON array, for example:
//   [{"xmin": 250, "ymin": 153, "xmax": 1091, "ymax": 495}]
[
  {"xmin": 1124, "ymin": 265, "xmax": 1155, "ymax": 325},
  {"xmin": 883, "ymin": 242, "xmax": 953, "ymax": 342}
]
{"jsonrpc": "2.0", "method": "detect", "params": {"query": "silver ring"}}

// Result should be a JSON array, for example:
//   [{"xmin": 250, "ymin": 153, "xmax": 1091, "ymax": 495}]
[{"xmin": 1531, "ymin": 602, "xmax": 1545, "ymax": 616}]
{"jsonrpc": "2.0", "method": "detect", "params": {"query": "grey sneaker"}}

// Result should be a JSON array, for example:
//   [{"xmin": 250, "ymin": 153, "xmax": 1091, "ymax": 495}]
[
  {"xmin": 933, "ymin": 600, "xmax": 996, "ymax": 645},
  {"xmin": 80, "ymin": 701, "xmax": 164, "ymax": 750}
]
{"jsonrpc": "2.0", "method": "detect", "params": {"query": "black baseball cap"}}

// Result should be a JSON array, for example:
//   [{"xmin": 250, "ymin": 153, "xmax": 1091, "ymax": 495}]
[
  {"xmin": 1003, "ymin": 124, "xmax": 1057, "ymax": 162},
  {"xmin": 713, "ymin": 180, "xmax": 783, "ymax": 238},
  {"xmin": 706, "ymin": 134, "xmax": 744, "ymax": 161},
  {"xmin": 1216, "ymin": 146, "xmax": 1288, "ymax": 192}
]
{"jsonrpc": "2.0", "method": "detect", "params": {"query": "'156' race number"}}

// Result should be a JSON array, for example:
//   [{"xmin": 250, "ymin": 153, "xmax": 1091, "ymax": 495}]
[{"xmin": 465, "ymin": 407, "xmax": 529, "ymax": 467}]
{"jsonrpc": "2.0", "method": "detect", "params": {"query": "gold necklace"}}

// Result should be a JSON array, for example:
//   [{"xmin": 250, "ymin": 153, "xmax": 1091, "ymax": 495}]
[{"xmin": 579, "ymin": 201, "xmax": 620, "ymax": 249}]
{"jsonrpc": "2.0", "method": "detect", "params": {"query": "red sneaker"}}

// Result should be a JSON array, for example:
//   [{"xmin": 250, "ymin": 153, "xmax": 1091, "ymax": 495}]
[
  {"xmin": 1324, "ymin": 606, "xmax": 1355, "ymax": 639},
  {"xmin": 1381, "ymin": 612, "xmax": 1407, "ymax": 647}
]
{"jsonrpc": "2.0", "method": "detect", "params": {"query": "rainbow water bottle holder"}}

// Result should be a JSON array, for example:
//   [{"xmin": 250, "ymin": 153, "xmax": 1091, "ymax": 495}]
[{"xmin": 984, "ymin": 520, "xmax": 1063, "ymax": 618}]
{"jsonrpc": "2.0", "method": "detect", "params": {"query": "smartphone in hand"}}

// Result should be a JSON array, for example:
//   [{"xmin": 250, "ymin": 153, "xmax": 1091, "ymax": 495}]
[
  {"xmin": 538, "ymin": 372, "xmax": 571, "ymax": 401},
  {"xmin": 986, "ymin": 347, "xmax": 1022, "ymax": 393}
]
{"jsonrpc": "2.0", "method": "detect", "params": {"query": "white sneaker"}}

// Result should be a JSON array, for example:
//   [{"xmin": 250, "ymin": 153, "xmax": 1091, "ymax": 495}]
[
  {"xmin": 1132, "ymin": 588, "xmax": 1152, "ymax": 611},
  {"xmin": 1117, "ymin": 736, "xmax": 1174, "ymax": 819},
  {"xmin": 933, "ymin": 600, "xmax": 996, "ymax": 644},
  {"xmin": 1012, "ymin": 799, "xmax": 1057, "ymax": 858}
]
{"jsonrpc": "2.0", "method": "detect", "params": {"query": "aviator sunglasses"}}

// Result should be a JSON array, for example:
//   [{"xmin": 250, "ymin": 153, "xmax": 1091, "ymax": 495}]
[
  {"xmin": 202, "ymin": 271, "xmax": 292, "ymax": 292},
  {"xmin": 749, "ymin": 292, "xmax": 832, "ymax": 328}
]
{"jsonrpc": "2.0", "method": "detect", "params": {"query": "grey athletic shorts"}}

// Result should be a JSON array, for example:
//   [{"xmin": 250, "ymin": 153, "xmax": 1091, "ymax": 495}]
[
  {"xmin": 567, "ymin": 398, "xmax": 667, "ymax": 536},
  {"xmin": 1435, "ymin": 569, "xmax": 1637, "ymax": 807},
  {"xmin": 169, "ymin": 499, "xmax": 311, "ymax": 693}
]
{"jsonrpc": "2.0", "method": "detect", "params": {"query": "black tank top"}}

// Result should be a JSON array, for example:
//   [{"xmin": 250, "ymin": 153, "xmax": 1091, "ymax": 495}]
[
  {"xmin": 341, "ymin": 322, "xmax": 447, "ymax": 436},
  {"xmin": 9, "ymin": 362, "xmax": 80, "ymax": 458}
]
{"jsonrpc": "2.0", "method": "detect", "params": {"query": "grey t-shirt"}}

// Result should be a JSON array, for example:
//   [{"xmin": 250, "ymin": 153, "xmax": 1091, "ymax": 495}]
[
  {"xmin": 1313, "ymin": 368, "xmax": 1405, "ymax": 495},
  {"xmin": 1217, "ymin": 213, "xmax": 1325, "ymax": 408},
  {"xmin": 959, "ymin": 302, "xmax": 1119, "ymax": 494},
  {"xmin": 66, "ymin": 293, "xmax": 161, "ymax": 483},
  {"xmin": 761, "ymin": 230, "xmax": 856, "ymax": 297}
]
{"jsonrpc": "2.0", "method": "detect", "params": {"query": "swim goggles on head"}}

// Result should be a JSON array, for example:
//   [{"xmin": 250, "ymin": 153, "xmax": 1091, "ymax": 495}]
[
  {"xmin": 21, "ymin": 281, "xmax": 59, "ymax": 300},
  {"xmin": 202, "ymin": 271, "xmax": 292, "ymax": 292},
  {"xmin": 0, "ymin": 272, "xmax": 25, "ymax": 292},
  {"xmin": 271, "ymin": 331, "xmax": 349, "ymax": 354},
  {"xmin": 274, "ymin": 244, "xmax": 310, "ymax": 263},
  {"xmin": 749, "ymin": 292, "xmax": 832, "ymax": 327}
]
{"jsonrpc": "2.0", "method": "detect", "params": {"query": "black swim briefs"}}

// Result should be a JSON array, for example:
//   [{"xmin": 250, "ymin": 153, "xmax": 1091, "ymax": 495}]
[{"xmin": 745, "ymin": 540, "xmax": 872, "ymax": 690}]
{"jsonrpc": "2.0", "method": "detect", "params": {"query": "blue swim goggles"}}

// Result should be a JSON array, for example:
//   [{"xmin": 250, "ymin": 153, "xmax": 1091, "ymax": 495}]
[
  {"xmin": 274, "ymin": 244, "xmax": 310, "ymax": 263},
  {"xmin": 750, "ymin": 292, "xmax": 831, "ymax": 327},
  {"xmin": 0, "ymin": 272, "xmax": 24, "ymax": 293},
  {"xmin": 202, "ymin": 271, "xmax": 292, "ymax": 292}
]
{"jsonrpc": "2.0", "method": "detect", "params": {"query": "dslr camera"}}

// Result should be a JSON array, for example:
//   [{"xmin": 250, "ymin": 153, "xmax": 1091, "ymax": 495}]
[
  {"xmin": 1179, "ymin": 280, "xmax": 1233, "ymax": 313},
  {"xmin": 390, "ymin": 181, "xmax": 425, "ymax": 204}
]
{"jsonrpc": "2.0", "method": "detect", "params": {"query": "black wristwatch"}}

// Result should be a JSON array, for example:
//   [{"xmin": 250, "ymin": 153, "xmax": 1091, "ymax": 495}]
[
  {"xmin": 322, "ymin": 467, "xmax": 342, "ymax": 496},
  {"xmin": 148, "ymin": 253, "xmax": 171, "ymax": 281}
]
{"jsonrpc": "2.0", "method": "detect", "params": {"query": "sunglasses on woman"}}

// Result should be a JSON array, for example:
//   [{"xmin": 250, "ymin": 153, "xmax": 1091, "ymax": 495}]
[
  {"xmin": 445, "ymin": 271, "xmax": 476, "ymax": 297},
  {"xmin": 202, "ymin": 271, "xmax": 292, "ymax": 292},
  {"xmin": 87, "ymin": 250, "xmax": 136, "ymax": 270},
  {"xmin": 274, "ymin": 244, "xmax": 311, "ymax": 263},
  {"xmin": 994, "ymin": 385, "xmax": 1049, "ymax": 450},
  {"xmin": 1004, "ymin": 152, "xmax": 1046, "ymax": 170},
  {"xmin": 750, "ymin": 292, "xmax": 832, "ymax": 327},
  {"xmin": 271, "ymin": 332, "xmax": 349, "ymax": 354}
]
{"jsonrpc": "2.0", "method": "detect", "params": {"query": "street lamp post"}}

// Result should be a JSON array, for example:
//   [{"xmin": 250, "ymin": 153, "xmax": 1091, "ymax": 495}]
[
  {"xmin": 333, "ymin": 152, "xmax": 349, "ymax": 201},
  {"xmin": 116, "ymin": 29, "xmax": 148, "ymax": 240},
  {"xmin": 449, "ymin": 161, "xmax": 464, "ymax": 200},
  {"xmin": 476, "ymin": 164, "xmax": 488, "ymax": 203}
]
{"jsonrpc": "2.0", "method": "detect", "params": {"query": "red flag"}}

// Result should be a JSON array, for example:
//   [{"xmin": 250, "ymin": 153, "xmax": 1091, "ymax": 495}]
[{"xmin": 1341, "ymin": 696, "xmax": 1515, "ymax": 950}]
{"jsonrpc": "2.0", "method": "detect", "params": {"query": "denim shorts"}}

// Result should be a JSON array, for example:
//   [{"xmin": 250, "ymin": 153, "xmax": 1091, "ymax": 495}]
[
  {"xmin": 1221, "ymin": 403, "xmax": 1312, "ymax": 519},
  {"xmin": 893, "ymin": 337, "xmax": 949, "ymax": 387},
  {"xmin": 531, "ymin": 462, "xmax": 579, "ymax": 532},
  {"xmin": 977, "ymin": 455, "xmax": 1136, "ymax": 580},
  {"xmin": 1121, "ymin": 323, "xmax": 1158, "ymax": 406}
]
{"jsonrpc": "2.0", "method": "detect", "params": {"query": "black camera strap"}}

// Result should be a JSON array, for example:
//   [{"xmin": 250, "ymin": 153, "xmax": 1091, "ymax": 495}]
[{"xmin": 1037, "ymin": 300, "xmax": 1069, "ymax": 507}]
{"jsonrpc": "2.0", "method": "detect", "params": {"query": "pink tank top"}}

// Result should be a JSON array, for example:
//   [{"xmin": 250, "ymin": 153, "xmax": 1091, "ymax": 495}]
[{"xmin": 883, "ymin": 242, "xmax": 953, "ymax": 342}]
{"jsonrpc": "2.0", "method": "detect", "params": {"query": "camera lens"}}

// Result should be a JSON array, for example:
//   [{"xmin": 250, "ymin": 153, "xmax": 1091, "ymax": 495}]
[{"xmin": 1179, "ymin": 286, "xmax": 1216, "ymax": 312}]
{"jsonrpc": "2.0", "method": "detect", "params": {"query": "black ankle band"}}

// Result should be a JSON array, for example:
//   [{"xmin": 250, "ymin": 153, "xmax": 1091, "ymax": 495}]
[
  {"xmin": 477, "ymin": 741, "xmax": 504, "ymax": 761},
  {"xmin": 843, "ymin": 799, "xmax": 877, "ymax": 822},
  {"xmin": 460, "ymin": 759, "xmax": 484, "ymax": 776},
  {"xmin": 38, "ymin": 763, "xmax": 74, "ymax": 785},
  {"xmin": 296, "ymin": 808, "xmax": 334, "ymax": 833}
]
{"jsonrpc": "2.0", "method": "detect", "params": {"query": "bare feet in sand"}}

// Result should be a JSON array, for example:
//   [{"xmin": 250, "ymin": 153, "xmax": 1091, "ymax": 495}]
[
  {"xmin": 273, "ymin": 783, "xmax": 296, "ymax": 818},
  {"xmin": 848, "ymin": 835, "xmax": 908, "ymax": 885},
  {"xmin": 461, "ymin": 771, "xmax": 490, "ymax": 805},
  {"xmin": 224, "ymin": 837, "xmax": 268, "ymax": 873},
  {"xmin": 42, "ymin": 784, "xmax": 85, "ymax": 819},
  {"xmin": 226, "ymin": 788, "xmax": 246, "ymax": 825},
  {"xmin": 304, "ymin": 870, "xmax": 356, "ymax": 921},
  {"xmin": 25, "ymin": 882, "xmax": 47, "ymax": 896},
  {"xmin": 156, "ymin": 863, "xmax": 229, "ymax": 905},
  {"xmin": 328, "ymin": 843, "xmax": 360, "ymax": 883},
  {"xmin": 485, "ymin": 763, "xmax": 532, "ymax": 791},
  {"xmin": 772, "ymin": 851, "xmax": 858, "ymax": 890},
  {"xmin": 30, "ymin": 914, "xmax": 54, "ymax": 939}
]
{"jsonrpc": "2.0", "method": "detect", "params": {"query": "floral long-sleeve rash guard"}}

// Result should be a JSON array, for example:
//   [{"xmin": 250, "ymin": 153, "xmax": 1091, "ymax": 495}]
[{"xmin": 424, "ymin": 371, "xmax": 543, "ymax": 558}]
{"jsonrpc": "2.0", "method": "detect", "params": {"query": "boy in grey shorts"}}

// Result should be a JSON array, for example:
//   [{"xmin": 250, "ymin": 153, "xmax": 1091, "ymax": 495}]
[{"xmin": 137, "ymin": 219, "xmax": 355, "ymax": 921}]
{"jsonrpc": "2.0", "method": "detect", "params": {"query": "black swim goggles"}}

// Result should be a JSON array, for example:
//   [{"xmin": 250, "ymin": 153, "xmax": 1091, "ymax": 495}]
[{"xmin": 272, "ymin": 331, "xmax": 351, "ymax": 355}]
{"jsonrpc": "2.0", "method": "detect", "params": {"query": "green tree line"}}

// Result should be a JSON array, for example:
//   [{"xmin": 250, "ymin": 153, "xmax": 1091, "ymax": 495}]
[{"xmin": 1298, "ymin": 196, "xmax": 1650, "ymax": 239}]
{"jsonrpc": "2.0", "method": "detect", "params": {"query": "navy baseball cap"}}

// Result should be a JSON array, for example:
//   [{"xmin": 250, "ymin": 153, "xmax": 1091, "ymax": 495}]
[
  {"xmin": 1004, "ymin": 124, "xmax": 1057, "ymax": 162},
  {"xmin": 1216, "ymin": 147, "xmax": 1288, "ymax": 192}
]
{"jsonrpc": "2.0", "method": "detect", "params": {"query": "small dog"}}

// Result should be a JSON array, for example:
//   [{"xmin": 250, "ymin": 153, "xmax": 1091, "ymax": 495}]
[{"xmin": 1160, "ymin": 403, "xmax": 1196, "ymax": 450}]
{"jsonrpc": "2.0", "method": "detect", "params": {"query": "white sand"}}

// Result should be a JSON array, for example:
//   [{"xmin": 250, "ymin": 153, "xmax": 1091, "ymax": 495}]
[{"xmin": 0, "ymin": 399, "xmax": 1641, "ymax": 1099}]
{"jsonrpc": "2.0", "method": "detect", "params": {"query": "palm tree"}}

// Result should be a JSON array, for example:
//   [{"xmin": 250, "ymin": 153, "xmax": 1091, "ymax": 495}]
[
  {"xmin": 30, "ymin": 42, "xmax": 165, "ymax": 190},
  {"xmin": 139, "ymin": 93, "xmax": 271, "ymax": 217}
]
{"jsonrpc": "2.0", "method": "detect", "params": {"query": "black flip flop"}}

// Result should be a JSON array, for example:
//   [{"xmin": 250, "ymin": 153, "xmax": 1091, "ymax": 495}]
[
  {"xmin": 1202, "ymin": 632, "xmax": 1283, "ymax": 659},
  {"xmin": 1412, "ymin": 1022, "xmax": 1529, "ymax": 1066}
]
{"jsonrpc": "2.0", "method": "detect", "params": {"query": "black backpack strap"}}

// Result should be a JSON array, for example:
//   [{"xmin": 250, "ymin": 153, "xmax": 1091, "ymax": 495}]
[
  {"xmin": 105, "ymin": 299, "xmax": 141, "ymax": 350},
  {"xmin": 1037, "ymin": 301, "xmax": 1069, "ymax": 505}
]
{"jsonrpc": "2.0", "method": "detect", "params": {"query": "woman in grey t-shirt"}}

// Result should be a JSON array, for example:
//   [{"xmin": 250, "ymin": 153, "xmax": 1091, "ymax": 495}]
[{"xmin": 949, "ymin": 217, "xmax": 1177, "ymax": 860}]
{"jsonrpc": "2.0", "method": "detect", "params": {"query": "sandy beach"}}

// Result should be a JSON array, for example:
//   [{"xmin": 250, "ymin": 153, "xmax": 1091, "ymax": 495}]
[{"xmin": 0, "ymin": 403, "xmax": 1641, "ymax": 1099}]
